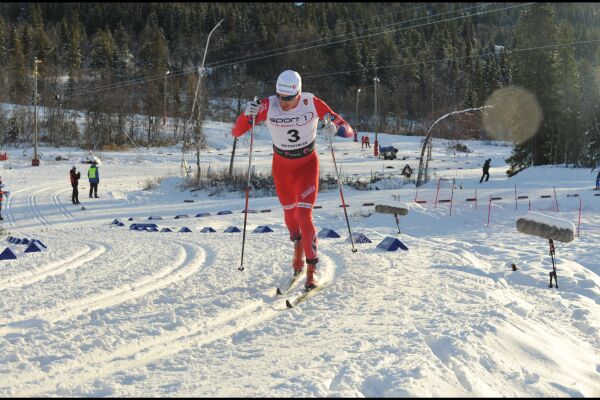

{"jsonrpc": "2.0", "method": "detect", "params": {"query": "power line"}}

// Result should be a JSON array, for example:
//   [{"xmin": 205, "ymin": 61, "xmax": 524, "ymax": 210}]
[
  {"xmin": 209, "ymin": 2, "xmax": 447, "ymax": 61},
  {"xmin": 209, "ymin": 3, "xmax": 437, "ymax": 54},
  {"xmin": 64, "ymin": 36, "xmax": 600, "ymax": 106},
  {"xmin": 63, "ymin": 2, "xmax": 514, "ymax": 99},
  {"xmin": 206, "ymin": 3, "xmax": 531, "ymax": 70},
  {"xmin": 206, "ymin": 38, "xmax": 600, "ymax": 96},
  {"xmin": 62, "ymin": 4, "xmax": 445, "ymax": 98},
  {"xmin": 301, "ymin": 38, "xmax": 600, "ymax": 80}
]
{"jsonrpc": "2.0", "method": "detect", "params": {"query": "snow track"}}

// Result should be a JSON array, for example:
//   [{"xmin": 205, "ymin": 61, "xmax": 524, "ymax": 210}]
[
  {"xmin": 0, "ymin": 252, "xmax": 338, "ymax": 396},
  {"xmin": 0, "ymin": 242, "xmax": 107, "ymax": 292},
  {"xmin": 0, "ymin": 140, "xmax": 599, "ymax": 397},
  {"xmin": 0, "ymin": 240, "xmax": 205, "ymax": 333}
]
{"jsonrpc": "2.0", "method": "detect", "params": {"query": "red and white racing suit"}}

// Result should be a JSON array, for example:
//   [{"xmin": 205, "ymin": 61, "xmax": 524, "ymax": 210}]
[{"xmin": 232, "ymin": 92, "xmax": 353, "ymax": 265}]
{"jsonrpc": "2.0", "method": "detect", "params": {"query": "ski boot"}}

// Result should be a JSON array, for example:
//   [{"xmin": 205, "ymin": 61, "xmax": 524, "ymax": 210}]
[
  {"xmin": 304, "ymin": 262, "xmax": 319, "ymax": 291},
  {"xmin": 292, "ymin": 238, "xmax": 304, "ymax": 276}
]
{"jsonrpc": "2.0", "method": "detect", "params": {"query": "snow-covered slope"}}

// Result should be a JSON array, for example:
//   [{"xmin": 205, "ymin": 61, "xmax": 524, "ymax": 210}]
[{"xmin": 0, "ymin": 122, "xmax": 598, "ymax": 397}]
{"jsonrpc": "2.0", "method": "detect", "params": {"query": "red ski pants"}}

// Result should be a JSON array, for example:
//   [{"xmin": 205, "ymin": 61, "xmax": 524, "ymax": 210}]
[{"xmin": 272, "ymin": 151, "xmax": 319, "ymax": 263}]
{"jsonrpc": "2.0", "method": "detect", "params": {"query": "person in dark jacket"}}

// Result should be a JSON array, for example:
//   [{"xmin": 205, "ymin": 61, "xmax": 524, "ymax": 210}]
[
  {"xmin": 480, "ymin": 158, "xmax": 491, "ymax": 183},
  {"xmin": 88, "ymin": 162, "xmax": 99, "ymax": 198},
  {"xmin": 70, "ymin": 166, "xmax": 81, "ymax": 204}
]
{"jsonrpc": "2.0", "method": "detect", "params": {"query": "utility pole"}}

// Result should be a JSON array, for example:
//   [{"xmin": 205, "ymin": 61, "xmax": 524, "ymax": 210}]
[
  {"xmin": 354, "ymin": 88, "xmax": 361, "ymax": 142},
  {"xmin": 32, "ymin": 57, "xmax": 42, "ymax": 167},
  {"xmin": 373, "ymin": 77, "xmax": 380, "ymax": 158},
  {"xmin": 163, "ymin": 70, "xmax": 170, "ymax": 127}
]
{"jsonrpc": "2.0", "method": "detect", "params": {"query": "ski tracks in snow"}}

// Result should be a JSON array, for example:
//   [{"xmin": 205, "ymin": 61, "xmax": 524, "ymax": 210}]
[
  {"xmin": 0, "ymin": 239, "xmax": 340, "ymax": 396},
  {"xmin": 0, "ymin": 240, "xmax": 204, "ymax": 334},
  {"xmin": 0, "ymin": 241, "xmax": 107, "ymax": 293},
  {"xmin": 3, "ymin": 184, "xmax": 76, "ymax": 230}
]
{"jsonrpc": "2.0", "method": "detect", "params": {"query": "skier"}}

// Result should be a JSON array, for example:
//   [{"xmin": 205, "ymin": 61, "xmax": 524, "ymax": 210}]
[
  {"xmin": 480, "ymin": 158, "xmax": 491, "ymax": 183},
  {"xmin": 88, "ymin": 161, "xmax": 100, "ymax": 198},
  {"xmin": 232, "ymin": 70, "xmax": 355, "ymax": 291},
  {"xmin": 596, "ymin": 170, "xmax": 600, "ymax": 190},
  {"xmin": 70, "ymin": 166, "xmax": 81, "ymax": 204}
]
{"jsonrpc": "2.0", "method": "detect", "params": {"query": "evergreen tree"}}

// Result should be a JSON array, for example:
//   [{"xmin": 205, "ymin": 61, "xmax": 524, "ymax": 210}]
[
  {"xmin": 0, "ymin": 18, "xmax": 6, "ymax": 67},
  {"xmin": 344, "ymin": 34, "xmax": 363, "ymax": 87},
  {"xmin": 11, "ymin": 28, "xmax": 27, "ymax": 102},
  {"xmin": 0, "ymin": 2, "xmax": 597, "ymax": 150},
  {"xmin": 114, "ymin": 23, "xmax": 133, "ymax": 79},
  {"xmin": 139, "ymin": 19, "xmax": 170, "ymax": 143},
  {"xmin": 511, "ymin": 3, "xmax": 560, "ymax": 167},
  {"xmin": 555, "ymin": 21, "xmax": 584, "ymax": 165},
  {"xmin": 472, "ymin": 56, "xmax": 485, "ymax": 106},
  {"xmin": 580, "ymin": 59, "xmax": 600, "ymax": 166},
  {"xmin": 89, "ymin": 28, "xmax": 117, "ymax": 77},
  {"xmin": 67, "ymin": 14, "xmax": 82, "ymax": 82}
]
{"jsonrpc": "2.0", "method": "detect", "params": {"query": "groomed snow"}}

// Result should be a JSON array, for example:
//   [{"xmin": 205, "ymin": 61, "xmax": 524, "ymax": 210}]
[{"xmin": 0, "ymin": 119, "xmax": 599, "ymax": 397}]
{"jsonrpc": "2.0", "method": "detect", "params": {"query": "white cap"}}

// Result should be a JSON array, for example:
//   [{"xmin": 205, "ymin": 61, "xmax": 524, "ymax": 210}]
[{"xmin": 276, "ymin": 70, "xmax": 302, "ymax": 96}]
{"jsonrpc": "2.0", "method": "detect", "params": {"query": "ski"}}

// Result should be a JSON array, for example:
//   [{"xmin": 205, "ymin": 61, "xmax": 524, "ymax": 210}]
[
  {"xmin": 276, "ymin": 270, "xmax": 305, "ymax": 296},
  {"xmin": 285, "ymin": 283, "xmax": 326, "ymax": 308}
]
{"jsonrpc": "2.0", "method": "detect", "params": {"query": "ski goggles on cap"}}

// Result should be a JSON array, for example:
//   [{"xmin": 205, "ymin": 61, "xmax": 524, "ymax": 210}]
[{"xmin": 276, "ymin": 93, "xmax": 299, "ymax": 101}]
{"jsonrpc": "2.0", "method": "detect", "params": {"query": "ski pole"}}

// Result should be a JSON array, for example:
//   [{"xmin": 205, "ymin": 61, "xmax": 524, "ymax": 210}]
[
  {"xmin": 548, "ymin": 239, "xmax": 558, "ymax": 288},
  {"xmin": 239, "ymin": 97, "xmax": 259, "ymax": 271},
  {"xmin": 325, "ymin": 115, "xmax": 357, "ymax": 253}
]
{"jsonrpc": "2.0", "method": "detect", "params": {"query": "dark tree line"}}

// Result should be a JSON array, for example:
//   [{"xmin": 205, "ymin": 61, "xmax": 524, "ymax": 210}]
[{"xmin": 0, "ymin": 2, "xmax": 599, "ymax": 171}]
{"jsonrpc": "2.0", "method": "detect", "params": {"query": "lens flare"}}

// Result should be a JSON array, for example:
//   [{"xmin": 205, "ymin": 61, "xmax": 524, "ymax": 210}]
[{"xmin": 482, "ymin": 86, "xmax": 542, "ymax": 144}]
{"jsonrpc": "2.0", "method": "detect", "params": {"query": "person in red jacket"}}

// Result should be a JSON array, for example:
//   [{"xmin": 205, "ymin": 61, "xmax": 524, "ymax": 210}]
[
  {"xmin": 232, "ymin": 70, "xmax": 354, "ymax": 291},
  {"xmin": 0, "ymin": 176, "xmax": 5, "ymax": 220}
]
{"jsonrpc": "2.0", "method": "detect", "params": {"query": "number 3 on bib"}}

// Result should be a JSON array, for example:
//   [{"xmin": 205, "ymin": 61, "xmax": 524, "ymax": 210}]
[{"xmin": 287, "ymin": 129, "xmax": 300, "ymax": 143}]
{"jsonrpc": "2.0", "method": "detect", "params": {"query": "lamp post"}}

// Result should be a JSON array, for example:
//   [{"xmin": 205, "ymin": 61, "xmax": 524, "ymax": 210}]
[
  {"xmin": 191, "ymin": 18, "xmax": 223, "ymax": 186},
  {"xmin": 163, "ymin": 70, "xmax": 170, "ymax": 126},
  {"xmin": 354, "ymin": 88, "xmax": 361, "ymax": 142},
  {"xmin": 32, "ymin": 57, "xmax": 42, "ymax": 166},
  {"xmin": 373, "ymin": 77, "xmax": 380, "ymax": 157}
]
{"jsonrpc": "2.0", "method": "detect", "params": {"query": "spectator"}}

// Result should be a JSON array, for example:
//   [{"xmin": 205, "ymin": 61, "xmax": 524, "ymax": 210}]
[
  {"xmin": 70, "ymin": 166, "xmax": 81, "ymax": 204},
  {"xmin": 480, "ymin": 158, "xmax": 491, "ymax": 183},
  {"xmin": 88, "ymin": 162, "xmax": 100, "ymax": 198},
  {"xmin": 401, "ymin": 164, "xmax": 413, "ymax": 178}
]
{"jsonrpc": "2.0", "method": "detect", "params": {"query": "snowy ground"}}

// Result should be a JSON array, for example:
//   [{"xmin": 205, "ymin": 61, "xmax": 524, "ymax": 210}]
[{"xmin": 0, "ymin": 121, "xmax": 599, "ymax": 397}]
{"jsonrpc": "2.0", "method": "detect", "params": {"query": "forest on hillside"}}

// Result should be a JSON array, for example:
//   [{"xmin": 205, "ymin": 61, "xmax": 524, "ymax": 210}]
[{"xmin": 0, "ymin": 2, "xmax": 599, "ymax": 172}]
